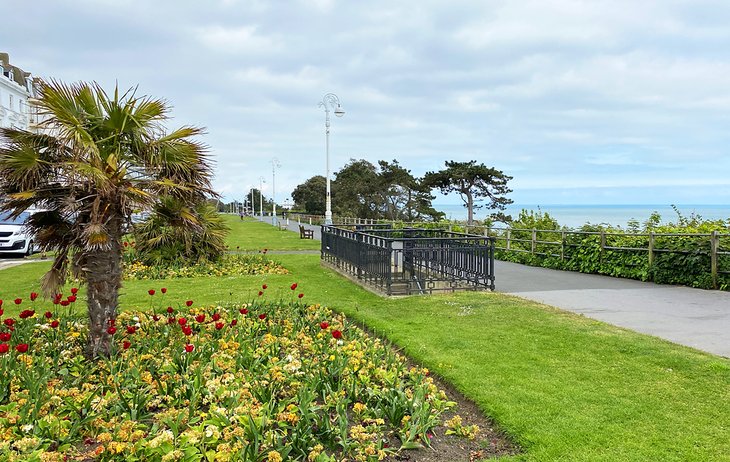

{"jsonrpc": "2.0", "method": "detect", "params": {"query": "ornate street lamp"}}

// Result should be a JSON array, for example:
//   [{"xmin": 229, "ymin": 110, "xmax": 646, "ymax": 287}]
[{"xmin": 318, "ymin": 93, "xmax": 345, "ymax": 225}]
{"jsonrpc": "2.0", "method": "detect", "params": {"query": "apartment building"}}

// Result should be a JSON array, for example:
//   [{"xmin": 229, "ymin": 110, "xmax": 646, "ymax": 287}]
[{"xmin": 0, "ymin": 52, "xmax": 36, "ymax": 130}]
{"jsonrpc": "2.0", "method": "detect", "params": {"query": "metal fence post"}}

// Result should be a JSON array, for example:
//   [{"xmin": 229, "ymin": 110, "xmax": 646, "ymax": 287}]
[
  {"xmin": 711, "ymin": 230, "xmax": 719, "ymax": 289},
  {"xmin": 561, "ymin": 231, "xmax": 565, "ymax": 261}
]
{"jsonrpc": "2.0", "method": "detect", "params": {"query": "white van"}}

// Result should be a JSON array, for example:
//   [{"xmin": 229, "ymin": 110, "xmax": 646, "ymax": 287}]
[{"xmin": 0, "ymin": 211, "xmax": 35, "ymax": 256}]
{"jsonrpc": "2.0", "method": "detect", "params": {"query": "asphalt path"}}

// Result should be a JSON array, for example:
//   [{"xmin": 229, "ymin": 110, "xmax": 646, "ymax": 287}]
[{"xmin": 256, "ymin": 216, "xmax": 729, "ymax": 357}]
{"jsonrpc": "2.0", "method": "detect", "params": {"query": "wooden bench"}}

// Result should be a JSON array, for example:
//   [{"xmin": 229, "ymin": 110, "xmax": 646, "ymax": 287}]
[{"xmin": 299, "ymin": 225, "xmax": 314, "ymax": 239}]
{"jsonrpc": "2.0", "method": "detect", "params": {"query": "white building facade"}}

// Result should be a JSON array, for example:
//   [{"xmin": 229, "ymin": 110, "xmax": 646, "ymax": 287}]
[{"xmin": 0, "ymin": 53, "xmax": 36, "ymax": 130}]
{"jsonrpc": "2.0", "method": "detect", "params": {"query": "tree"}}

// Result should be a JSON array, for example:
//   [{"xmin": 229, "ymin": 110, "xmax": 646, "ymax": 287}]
[
  {"xmin": 424, "ymin": 160, "xmax": 513, "ymax": 226},
  {"xmin": 133, "ymin": 197, "xmax": 229, "ymax": 265},
  {"xmin": 0, "ymin": 80, "xmax": 214, "ymax": 357},
  {"xmin": 332, "ymin": 159, "xmax": 381, "ymax": 219},
  {"xmin": 377, "ymin": 160, "xmax": 442, "ymax": 221},
  {"xmin": 291, "ymin": 175, "xmax": 326, "ymax": 214}
]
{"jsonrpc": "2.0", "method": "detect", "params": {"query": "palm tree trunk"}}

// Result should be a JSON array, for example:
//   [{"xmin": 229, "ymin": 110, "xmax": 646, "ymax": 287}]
[{"xmin": 84, "ymin": 221, "xmax": 123, "ymax": 358}]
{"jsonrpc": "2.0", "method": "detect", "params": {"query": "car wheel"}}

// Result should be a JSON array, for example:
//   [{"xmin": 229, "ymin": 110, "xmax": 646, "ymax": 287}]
[{"xmin": 25, "ymin": 241, "xmax": 34, "ymax": 257}]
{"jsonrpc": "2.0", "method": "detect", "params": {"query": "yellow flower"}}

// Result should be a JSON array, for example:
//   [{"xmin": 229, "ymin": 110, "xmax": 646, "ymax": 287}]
[{"xmin": 267, "ymin": 450, "xmax": 283, "ymax": 462}]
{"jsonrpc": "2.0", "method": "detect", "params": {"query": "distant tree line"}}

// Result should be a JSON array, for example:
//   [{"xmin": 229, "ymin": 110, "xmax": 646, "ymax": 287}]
[{"xmin": 291, "ymin": 159, "xmax": 513, "ymax": 225}]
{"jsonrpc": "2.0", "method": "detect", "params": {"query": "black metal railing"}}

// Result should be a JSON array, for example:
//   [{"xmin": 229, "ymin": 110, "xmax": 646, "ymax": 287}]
[{"xmin": 321, "ymin": 225, "xmax": 495, "ymax": 295}]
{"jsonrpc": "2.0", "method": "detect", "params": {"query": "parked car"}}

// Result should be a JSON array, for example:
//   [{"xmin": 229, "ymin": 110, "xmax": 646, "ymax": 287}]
[{"xmin": 0, "ymin": 211, "xmax": 35, "ymax": 257}]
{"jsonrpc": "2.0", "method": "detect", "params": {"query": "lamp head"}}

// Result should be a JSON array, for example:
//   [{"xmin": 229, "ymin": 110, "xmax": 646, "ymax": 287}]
[{"xmin": 334, "ymin": 105, "xmax": 345, "ymax": 117}]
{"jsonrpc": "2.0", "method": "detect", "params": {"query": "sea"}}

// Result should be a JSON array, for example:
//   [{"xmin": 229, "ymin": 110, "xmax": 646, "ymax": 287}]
[{"xmin": 434, "ymin": 204, "xmax": 730, "ymax": 229}]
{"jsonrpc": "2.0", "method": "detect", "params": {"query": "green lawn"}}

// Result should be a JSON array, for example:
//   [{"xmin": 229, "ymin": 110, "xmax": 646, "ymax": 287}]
[
  {"xmin": 0, "ymin": 221, "xmax": 728, "ymax": 461},
  {"xmin": 223, "ymin": 215, "xmax": 320, "ymax": 251}
]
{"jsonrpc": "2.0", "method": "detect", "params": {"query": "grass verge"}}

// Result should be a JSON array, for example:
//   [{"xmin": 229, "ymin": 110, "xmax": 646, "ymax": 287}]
[{"xmin": 223, "ymin": 215, "xmax": 320, "ymax": 251}]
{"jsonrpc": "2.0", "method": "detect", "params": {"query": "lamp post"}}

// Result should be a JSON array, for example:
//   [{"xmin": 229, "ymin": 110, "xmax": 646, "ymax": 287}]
[
  {"xmin": 318, "ymin": 93, "xmax": 345, "ymax": 225},
  {"xmin": 259, "ymin": 176, "xmax": 265, "ymax": 218},
  {"xmin": 271, "ymin": 158, "xmax": 281, "ymax": 226},
  {"xmin": 250, "ymin": 187, "xmax": 254, "ymax": 217}
]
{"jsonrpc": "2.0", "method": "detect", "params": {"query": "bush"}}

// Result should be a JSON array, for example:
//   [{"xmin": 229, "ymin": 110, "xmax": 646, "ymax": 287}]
[{"xmin": 133, "ymin": 198, "xmax": 230, "ymax": 266}]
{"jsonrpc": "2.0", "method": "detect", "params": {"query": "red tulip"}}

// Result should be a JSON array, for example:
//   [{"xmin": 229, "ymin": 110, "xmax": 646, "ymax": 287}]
[
  {"xmin": 19, "ymin": 310, "xmax": 35, "ymax": 319},
  {"xmin": 185, "ymin": 300, "xmax": 193, "ymax": 307},
  {"xmin": 60, "ymin": 300, "xmax": 70, "ymax": 307},
  {"xmin": 215, "ymin": 322, "xmax": 224, "ymax": 330},
  {"xmin": 0, "ymin": 332, "xmax": 10, "ymax": 341},
  {"xmin": 0, "ymin": 308, "xmax": 3, "ymax": 316},
  {"xmin": 14, "ymin": 298, "xmax": 22, "ymax": 305},
  {"xmin": 15, "ymin": 343, "xmax": 29, "ymax": 353},
  {"xmin": 262, "ymin": 284, "xmax": 268, "ymax": 290},
  {"xmin": 71, "ymin": 287, "xmax": 79, "ymax": 295},
  {"xmin": 258, "ymin": 291, "xmax": 263, "ymax": 296},
  {"xmin": 108, "ymin": 319, "xmax": 116, "ymax": 326},
  {"xmin": 195, "ymin": 314, "xmax": 205, "ymax": 323},
  {"xmin": 212, "ymin": 313, "xmax": 221, "ymax": 322},
  {"xmin": 320, "ymin": 321, "xmax": 329, "ymax": 330},
  {"xmin": 184, "ymin": 344, "xmax": 194, "ymax": 353},
  {"xmin": 290, "ymin": 283, "xmax": 298, "ymax": 290},
  {"xmin": 148, "ymin": 289, "xmax": 156, "ymax": 296},
  {"xmin": 239, "ymin": 308, "xmax": 248, "ymax": 315},
  {"xmin": 50, "ymin": 320, "xmax": 59, "ymax": 328},
  {"xmin": 161, "ymin": 287, "xmax": 167, "ymax": 294},
  {"xmin": 30, "ymin": 292, "xmax": 38, "ymax": 301},
  {"xmin": 167, "ymin": 306, "xmax": 174, "ymax": 313},
  {"xmin": 122, "ymin": 341, "xmax": 131, "ymax": 350},
  {"xmin": 0, "ymin": 344, "xmax": 8, "ymax": 354},
  {"xmin": 3, "ymin": 319, "xmax": 15, "ymax": 327},
  {"xmin": 123, "ymin": 241, "xmax": 128, "ymax": 247},
  {"xmin": 258, "ymin": 313, "xmax": 267, "ymax": 320},
  {"xmin": 0, "ymin": 299, "xmax": 3, "ymax": 307},
  {"xmin": 332, "ymin": 330, "xmax": 343, "ymax": 340},
  {"xmin": 178, "ymin": 318, "xmax": 187, "ymax": 326},
  {"xmin": 298, "ymin": 293, "xmax": 304, "ymax": 299},
  {"xmin": 67, "ymin": 295, "xmax": 77, "ymax": 303},
  {"xmin": 152, "ymin": 314, "xmax": 160, "ymax": 321},
  {"xmin": 126, "ymin": 326, "xmax": 136, "ymax": 335},
  {"xmin": 44, "ymin": 311, "xmax": 53, "ymax": 319},
  {"xmin": 167, "ymin": 317, "xmax": 176, "ymax": 324},
  {"xmin": 182, "ymin": 326, "xmax": 192, "ymax": 336},
  {"xmin": 107, "ymin": 327, "xmax": 117, "ymax": 335},
  {"xmin": 230, "ymin": 319, "xmax": 238, "ymax": 326}
]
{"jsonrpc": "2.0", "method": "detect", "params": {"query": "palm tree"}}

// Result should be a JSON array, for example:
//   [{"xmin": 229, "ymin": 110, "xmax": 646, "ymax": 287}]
[
  {"xmin": 0, "ymin": 80, "xmax": 215, "ymax": 357},
  {"xmin": 133, "ymin": 196, "xmax": 230, "ymax": 266}
]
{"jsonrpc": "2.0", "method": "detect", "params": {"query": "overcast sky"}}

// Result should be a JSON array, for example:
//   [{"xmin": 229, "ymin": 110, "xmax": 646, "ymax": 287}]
[{"xmin": 5, "ymin": 0, "xmax": 730, "ymax": 207}]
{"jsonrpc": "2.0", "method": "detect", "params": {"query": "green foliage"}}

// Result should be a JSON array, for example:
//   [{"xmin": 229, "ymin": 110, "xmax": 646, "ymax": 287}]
[
  {"xmin": 132, "ymin": 198, "xmax": 229, "ymax": 266},
  {"xmin": 493, "ymin": 208, "xmax": 730, "ymax": 289},
  {"xmin": 292, "ymin": 159, "xmax": 443, "ymax": 221},
  {"xmin": 291, "ymin": 175, "xmax": 326, "ymax": 215}
]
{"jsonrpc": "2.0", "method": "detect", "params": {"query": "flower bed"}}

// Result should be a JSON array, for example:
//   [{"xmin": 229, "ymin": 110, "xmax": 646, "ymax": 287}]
[
  {"xmin": 123, "ymin": 254, "xmax": 289, "ymax": 280},
  {"xmin": 0, "ymin": 287, "xmax": 478, "ymax": 461}
]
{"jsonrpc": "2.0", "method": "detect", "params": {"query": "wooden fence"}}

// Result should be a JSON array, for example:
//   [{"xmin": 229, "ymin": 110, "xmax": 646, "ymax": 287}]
[{"xmin": 482, "ymin": 227, "xmax": 729, "ymax": 289}]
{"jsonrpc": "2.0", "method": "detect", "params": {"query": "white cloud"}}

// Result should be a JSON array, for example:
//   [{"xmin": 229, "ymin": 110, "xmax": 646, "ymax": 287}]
[{"xmin": 196, "ymin": 25, "xmax": 281, "ymax": 54}]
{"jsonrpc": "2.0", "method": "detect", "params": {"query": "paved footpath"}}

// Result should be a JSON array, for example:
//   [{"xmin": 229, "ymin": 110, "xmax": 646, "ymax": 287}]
[{"xmin": 257, "ymin": 217, "xmax": 730, "ymax": 357}]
